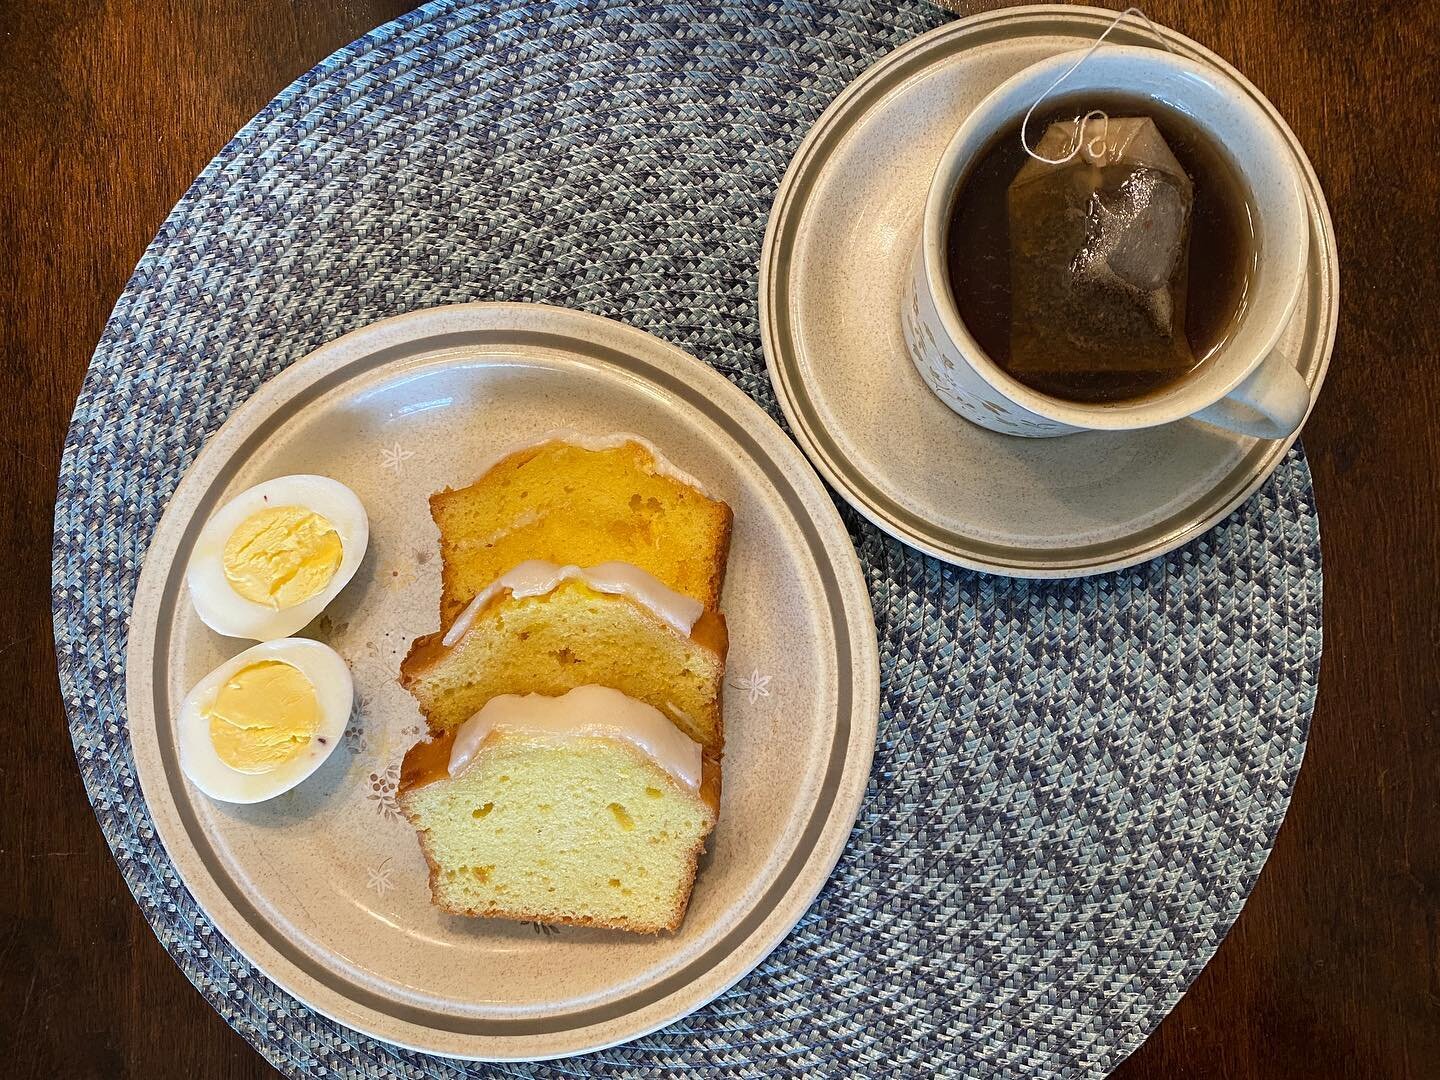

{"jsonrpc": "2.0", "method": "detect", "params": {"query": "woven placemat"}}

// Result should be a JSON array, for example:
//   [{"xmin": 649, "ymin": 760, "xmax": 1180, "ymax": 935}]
[{"xmin": 52, "ymin": 2, "xmax": 1323, "ymax": 1076}]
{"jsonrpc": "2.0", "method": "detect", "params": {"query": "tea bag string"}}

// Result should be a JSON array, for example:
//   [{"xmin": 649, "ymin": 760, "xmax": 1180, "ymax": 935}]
[{"xmin": 1020, "ymin": 7, "xmax": 1178, "ymax": 165}]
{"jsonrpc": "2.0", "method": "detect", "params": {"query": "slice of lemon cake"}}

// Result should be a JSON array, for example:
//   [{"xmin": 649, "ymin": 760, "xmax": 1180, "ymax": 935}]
[
  {"xmin": 430, "ymin": 432, "xmax": 732, "ymax": 626},
  {"xmin": 400, "ymin": 560, "xmax": 727, "ymax": 754},
  {"xmin": 398, "ymin": 685, "xmax": 719, "ymax": 932}
]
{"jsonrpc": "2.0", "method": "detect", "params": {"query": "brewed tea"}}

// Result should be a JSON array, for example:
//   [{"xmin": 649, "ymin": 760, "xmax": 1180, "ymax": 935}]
[{"xmin": 945, "ymin": 92, "xmax": 1256, "ymax": 404}]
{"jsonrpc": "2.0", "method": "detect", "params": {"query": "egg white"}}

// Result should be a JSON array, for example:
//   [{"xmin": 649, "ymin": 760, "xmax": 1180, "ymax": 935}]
[
  {"xmin": 186, "ymin": 475, "xmax": 369, "ymax": 640},
  {"xmin": 177, "ymin": 638, "xmax": 353, "ymax": 804}
]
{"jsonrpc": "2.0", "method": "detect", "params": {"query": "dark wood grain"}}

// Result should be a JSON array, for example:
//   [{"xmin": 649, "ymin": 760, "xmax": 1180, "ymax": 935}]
[{"xmin": 2, "ymin": 2, "xmax": 1436, "ymax": 1077}]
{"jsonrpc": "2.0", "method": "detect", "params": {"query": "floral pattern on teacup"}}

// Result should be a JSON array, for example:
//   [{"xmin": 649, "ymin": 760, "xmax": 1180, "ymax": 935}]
[{"xmin": 903, "ymin": 251, "xmax": 1076, "ymax": 438}]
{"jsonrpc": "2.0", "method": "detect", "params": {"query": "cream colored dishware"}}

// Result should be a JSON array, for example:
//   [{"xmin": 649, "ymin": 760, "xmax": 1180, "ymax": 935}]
[
  {"xmin": 126, "ymin": 303, "xmax": 879, "ymax": 1060},
  {"xmin": 906, "ymin": 45, "xmax": 1311, "ymax": 439},
  {"xmin": 760, "ymin": 6, "xmax": 1336, "ymax": 576}
]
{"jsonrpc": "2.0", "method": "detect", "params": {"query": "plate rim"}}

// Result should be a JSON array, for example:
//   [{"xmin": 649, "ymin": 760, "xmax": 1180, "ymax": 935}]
[
  {"xmin": 758, "ymin": 3, "xmax": 1338, "ymax": 578},
  {"xmin": 123, "ymin": 301, "xmax": 880, "ymax": 1060}
]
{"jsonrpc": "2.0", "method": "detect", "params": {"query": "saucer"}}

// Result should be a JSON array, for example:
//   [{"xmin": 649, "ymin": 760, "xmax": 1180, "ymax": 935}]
[{"xmin": 759, "ymin": 5, "xmax": 1336, "ymax": 577}]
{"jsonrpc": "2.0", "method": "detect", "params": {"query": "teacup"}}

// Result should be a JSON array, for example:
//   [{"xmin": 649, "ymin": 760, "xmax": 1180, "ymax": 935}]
[{"xmin": 903, "ymin": 45, "xmax": 1311, "ymax": 439}]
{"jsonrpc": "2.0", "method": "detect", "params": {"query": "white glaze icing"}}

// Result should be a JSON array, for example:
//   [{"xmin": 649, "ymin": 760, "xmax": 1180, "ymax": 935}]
[
  {"xmin": 447, "ymin": 685, "xmax": 701, "ymax": 791},
  {"xmin": 442, "ymin": 559, "xmax": 703, "ymax": 647},
  {"xmin": 473, "ymin": 428, "xmax": 713, "ymax": 497}
]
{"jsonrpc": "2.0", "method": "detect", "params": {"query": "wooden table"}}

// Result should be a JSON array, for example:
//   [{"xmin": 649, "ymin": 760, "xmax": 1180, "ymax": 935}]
[{"xmin": 3, "ymin": 2, "xmax": 1435, "ymax": 1076}]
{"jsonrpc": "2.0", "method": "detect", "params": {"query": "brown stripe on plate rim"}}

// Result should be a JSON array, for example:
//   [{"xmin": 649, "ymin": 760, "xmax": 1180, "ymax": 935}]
[{"xmin": 149, "ymin": 327, "xmax": 860, "ymax": 1036}]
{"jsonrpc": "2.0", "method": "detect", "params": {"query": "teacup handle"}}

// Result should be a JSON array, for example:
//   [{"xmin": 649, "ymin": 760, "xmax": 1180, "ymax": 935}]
[{"xmin": 1192, "ymin": 350, "xmax": 1310, "ymax": 439}]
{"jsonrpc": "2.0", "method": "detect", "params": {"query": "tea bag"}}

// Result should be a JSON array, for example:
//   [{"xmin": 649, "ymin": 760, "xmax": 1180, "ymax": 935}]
[{"xmin": 1007, "ymin": 116, "xmax": 1195, "ymax": 387}]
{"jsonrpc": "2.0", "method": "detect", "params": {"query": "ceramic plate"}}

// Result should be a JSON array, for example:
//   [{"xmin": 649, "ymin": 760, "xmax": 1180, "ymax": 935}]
[
  {"xmin": 760, "ymin": 5, "xmax": 1338, "ymax": 576},
  {"xmin": 125, "ymin": 303, "xmax": 879, "ymax": 1060}
]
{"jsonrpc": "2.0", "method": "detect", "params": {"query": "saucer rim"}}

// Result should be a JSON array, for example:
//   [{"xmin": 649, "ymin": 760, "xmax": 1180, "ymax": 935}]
[{"xmin": 758, "ymin": 3, "xmax": 1337, "ymax": 578}]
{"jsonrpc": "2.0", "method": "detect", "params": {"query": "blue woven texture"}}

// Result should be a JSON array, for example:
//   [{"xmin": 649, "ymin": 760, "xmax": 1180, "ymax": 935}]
[{"xmin": 52, "ymin": 2, "xmax": 1323, "ymax": 1076}]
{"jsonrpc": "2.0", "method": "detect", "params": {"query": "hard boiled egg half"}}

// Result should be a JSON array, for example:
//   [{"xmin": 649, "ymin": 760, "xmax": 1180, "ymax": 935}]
[
  {"xmin": 187, "ymin": 475, "xmax": 368, "ymax": 640},
  {"xmin": 178, "ymin": 639, "xmax": 352, "ymax": 803}
]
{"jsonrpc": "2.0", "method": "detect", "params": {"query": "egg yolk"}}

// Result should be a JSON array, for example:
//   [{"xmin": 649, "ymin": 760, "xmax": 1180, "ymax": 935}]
[
  {"xmin": 204, "ymin": 660, "xmax": 321, "ymax": 773},
  {"xmin": 223, "ymin": 505, "xmax": 343, "ymax": 609}
]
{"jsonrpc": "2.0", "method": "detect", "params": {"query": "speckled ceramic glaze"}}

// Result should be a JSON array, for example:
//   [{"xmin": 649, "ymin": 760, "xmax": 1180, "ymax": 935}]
[
  {"xmin": 760, "ymin": 6, "xmax": 1337, "ymax": 575},
  {"xmin": 906, "ymin": 45, "xmax": 1311, "ymax": 440},
  {"xmin": 124, "ymin": 303, "xmax": 880, "ymax": 1060}
]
